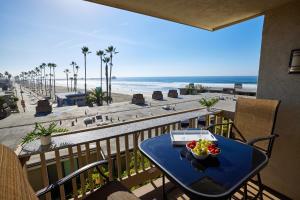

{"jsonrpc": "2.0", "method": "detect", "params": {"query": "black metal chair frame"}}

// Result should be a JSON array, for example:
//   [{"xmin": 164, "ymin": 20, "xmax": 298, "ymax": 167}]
[
  {"xmin": 206, "ymin": 101, "xmax": 281, "ymax": 200},
  {"xmin": 36, "ymin": 160, "xmax": 109, "ymax": 198}
]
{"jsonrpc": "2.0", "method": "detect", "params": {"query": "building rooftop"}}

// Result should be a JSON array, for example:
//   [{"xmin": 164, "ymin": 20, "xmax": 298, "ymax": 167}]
[{"xmin": 55, "ymin": 92, "xmax": 86, "ymax": 99}]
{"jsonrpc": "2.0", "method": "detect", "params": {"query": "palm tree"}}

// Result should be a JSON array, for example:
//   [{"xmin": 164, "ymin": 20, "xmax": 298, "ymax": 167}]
[
  {"xmin": 47, "ymin": 63, "xmax": 52, "ymax": 98},
  {"xmin": 20, "ymin": 72, "xmax": 24, "ymax": 86},
  {"xmin": 70, "ymin": 61, "xmax": 77, "ymax": 92},
  {"xmin": 45, "ymin": 74, "xmax": 48, "ymax": 91},
  {"xmin": 74, "ymin": 65, "xmax": 79, "ymax": 92},
  {"xmin": 81, "ymin": 46, "xmax": 91, "ymax": 96},
  {"xmin": 23, "ymin": 71, "xmax": 27, "ymax": 86},
  {"xmin": 28, "ymin": 71, "xmax": 31, "ymax": 88},
  {"xmin": 52, "ymin": 63, "xmax": 57, "ymax": 98},
  {"xmin": 64, "ymin": 69, "xmax": 70, "ymax": 92},
  {"xmin": 103, "ymin": 57, "xmax": 110, "ymax": 104},
  {"xmin": 96, "ymin": 50, "xmax": 105, "ymax": 89},
  {"xmin": 4, "ymin": 71, "xmax": 9, "ymax": 79},
  {"xmin": 30, "ymin": 70, "xmax": 33, "ymax": 89},
  {"xmin": 27, "ymin": 71, "xmax": 30, "ymax": 87},
  {"xmin": 26, "ymin": 71, "xmax": 30, "ymax": 88},
  {"xmin": 41, "ymin": 63, "xmax": 46, "ymax": 95},
  {"xmin": 4, "ymin": 71, "xmax": 12, "ymax": 82},
  {"xmin": 28, "ymin": 70, "xmax": 32, "ymax": 90},
  {"xmin": 39, "ymin": 64, "xmax": 44, "ymax": 94},
  {"xmin": 23, "ymin": 72, "xmax": 27, "ymax": 87},
  {"xmin": 70, "ymin": 61, "xmax": 76, "ymax": 87},
  {"xmin": 88, "ymin": 87, "xmax": 104, "ymax": 106},
  {"xmin": 35, "ymin": 67, "xmax": 41, "ymax": 93},
  {"xmin": 70, "ymin": 77, "xmax": 74, "ymax": 92},
  {"xmin": 106, "ymin": 46, "xmax": 118, "ymax": 102},
  {"xmin": 31, "ymin": 70, "xmax": 36, "ymax": 91},
  {"xmin": 27, "ymin": 71, "xmax": 32, "ymax": 89},
  {"xmin": 70, "ymin": 61, "xmax": 76, "ymax": 74}
]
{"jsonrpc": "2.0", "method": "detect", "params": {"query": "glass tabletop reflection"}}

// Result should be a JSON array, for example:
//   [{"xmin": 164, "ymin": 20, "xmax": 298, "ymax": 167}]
[{"xmin": 139, "ymin": 133, "xmax": 268, "ymax": 199}]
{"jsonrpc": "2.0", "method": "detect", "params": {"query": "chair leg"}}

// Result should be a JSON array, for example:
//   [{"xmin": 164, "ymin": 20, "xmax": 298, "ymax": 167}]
[
  {"xmin": 257, "ymin": 173, "xmax": 264, "ymax": 200},
  {"xmin": 162, "ymin": 174, "xmax": 166, "ymax": 200},
  {"xmin": 243, "ymin": 183, "xmax": 248, "ymax": 200}
]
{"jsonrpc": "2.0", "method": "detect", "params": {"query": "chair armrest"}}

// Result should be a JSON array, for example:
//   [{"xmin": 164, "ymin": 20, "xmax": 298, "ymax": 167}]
[
  {"xmin": 36, "ymin": 160, "xmax": 108, "ymax": 197},
  {"xmin": 205, "ymin": 122, "xmax": 233, "ymax": 130},
  {"xmin": 247, "ymin": 134, "xmax": 279, "ymax": 146}
]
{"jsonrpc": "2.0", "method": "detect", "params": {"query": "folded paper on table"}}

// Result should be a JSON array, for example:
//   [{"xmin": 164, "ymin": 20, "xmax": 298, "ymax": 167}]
[{"xmin": 170, "ymin": 130, "xmax": 217, "ymax": 145}]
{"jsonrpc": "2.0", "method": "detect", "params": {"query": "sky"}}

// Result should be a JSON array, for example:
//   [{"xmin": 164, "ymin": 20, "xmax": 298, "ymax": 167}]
[{"xmin": 0, "ymin": 0, "xmax": 264, "ymax": 79}]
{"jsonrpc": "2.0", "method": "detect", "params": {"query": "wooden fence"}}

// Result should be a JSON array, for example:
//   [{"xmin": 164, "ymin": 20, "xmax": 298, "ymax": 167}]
[{"xmin": 21, "ymin": 111, "xmax": 232, "ymax": 200}]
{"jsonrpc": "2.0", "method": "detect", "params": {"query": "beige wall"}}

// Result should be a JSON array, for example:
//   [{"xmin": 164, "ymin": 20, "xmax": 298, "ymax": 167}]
[{"xmin": 257, "ymin": 1, "xmax": 300, "ymax": 199}]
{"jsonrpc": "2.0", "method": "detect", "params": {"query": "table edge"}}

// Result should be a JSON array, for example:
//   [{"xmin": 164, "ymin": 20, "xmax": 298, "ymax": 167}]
[{"xmin": 138, "ymin": 134, "xmax": 269, "ymax": 199}]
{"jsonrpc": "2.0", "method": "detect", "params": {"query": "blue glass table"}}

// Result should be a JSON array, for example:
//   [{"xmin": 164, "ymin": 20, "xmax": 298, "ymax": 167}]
[{"xmin": 139, "ymin": 133, "xmax": 268, "ymax": 199}]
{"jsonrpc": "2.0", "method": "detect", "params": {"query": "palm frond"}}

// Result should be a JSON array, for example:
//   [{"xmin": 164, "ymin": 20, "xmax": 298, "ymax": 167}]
[
  {"xmin": 82, "ymin": 46, "xmax": 90, "ymax": 54},
  {"xmin": 199, "ymin": 98, "xmax": 219, "ymax": 108}
]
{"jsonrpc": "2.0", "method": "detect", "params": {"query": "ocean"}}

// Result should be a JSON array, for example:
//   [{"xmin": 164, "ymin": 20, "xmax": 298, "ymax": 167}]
[{"xmin": 56, "ymin": 76, "xmax": 257, "ymax": 95}]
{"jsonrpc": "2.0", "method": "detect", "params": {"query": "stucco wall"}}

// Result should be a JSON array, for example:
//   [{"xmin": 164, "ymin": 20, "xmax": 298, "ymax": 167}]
[{"xmin": 257, "ymin": 1, "xmax": 300, "ymax": 199}]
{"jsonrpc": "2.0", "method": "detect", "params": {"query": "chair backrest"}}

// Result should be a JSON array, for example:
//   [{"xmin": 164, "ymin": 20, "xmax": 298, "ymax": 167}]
[
  {"xmin": 0, "ymin": 144, "xmax": 38, "ymax": 200},
  {"xmin": 233, "ymin": 98, "xmax": 280, "ymax": 151}
]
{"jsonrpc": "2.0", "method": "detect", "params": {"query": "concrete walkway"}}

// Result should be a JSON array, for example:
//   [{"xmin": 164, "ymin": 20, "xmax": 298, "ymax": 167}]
[{"xmin": 0, "ymin": 86, "xmax": 239, "ymax": 149}]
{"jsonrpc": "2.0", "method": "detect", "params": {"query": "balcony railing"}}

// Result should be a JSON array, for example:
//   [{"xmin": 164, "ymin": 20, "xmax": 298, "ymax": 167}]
[{"xmin": 17, "ymin": 108, "xmax": 232, "ymax": 200}]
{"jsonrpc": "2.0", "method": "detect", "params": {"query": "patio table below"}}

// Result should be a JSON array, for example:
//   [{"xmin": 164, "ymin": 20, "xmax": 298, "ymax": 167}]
[{"xmin": 139, "ymin": 133, "xmax": 268, "ymax": 199}]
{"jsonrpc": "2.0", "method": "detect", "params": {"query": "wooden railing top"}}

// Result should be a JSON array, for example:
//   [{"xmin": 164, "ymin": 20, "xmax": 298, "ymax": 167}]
[{"xmin": 17, "ymin": 108, "xmax": 230, "ymax": 158}]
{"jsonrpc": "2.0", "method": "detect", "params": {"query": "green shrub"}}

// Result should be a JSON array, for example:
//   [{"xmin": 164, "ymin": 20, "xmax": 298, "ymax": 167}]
[{"xmin": 199, "ymin": 98, "xmax": 219, "ymax": 108}]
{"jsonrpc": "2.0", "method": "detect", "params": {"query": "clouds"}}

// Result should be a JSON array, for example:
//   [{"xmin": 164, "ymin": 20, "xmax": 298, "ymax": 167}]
[
  {"xmin": 50, "ymin": 26, "xmax": 154, "ymax": 50},
  {"xmin": 53, "ymin": 39, "xmax": 75, "ymax": 48}
]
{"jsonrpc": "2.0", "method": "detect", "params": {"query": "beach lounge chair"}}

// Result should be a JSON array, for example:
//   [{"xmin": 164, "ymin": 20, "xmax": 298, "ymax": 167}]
[
  {"xmin": 152, "ymin": 90, "xmax": 163, "ymax": 100},
  {"xmin": 84, "ymin": 117, "xmax": 93, "ymax": 126},
  {"xmin": 206, "ymin": 97, "xmax": 280, "ymax": 198},
  {"xmin": 132, "ymin": 94, "xmax": 145, "ymax": 105},
  {"xmin": 0, "ymin": 144, "xmax": 139, "ymax": 200},
  {"xmin": 168, "ymin": 89, "xmax": 178, "ymax": 98},
  {"xmin": 96, "ymin": 114, "xmax": 102, "ymax": 120},
  {"xmin": 35, "ymin": 99, "xmax": 52, "ymax": 115}
]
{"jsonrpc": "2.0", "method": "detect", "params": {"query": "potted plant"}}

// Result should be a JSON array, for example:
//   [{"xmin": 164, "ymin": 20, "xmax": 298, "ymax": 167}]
[
  {"xmin": 21, "ymin": 122, "xmax": 68, "ymax": 146},
  {"xmin": 199, "ymin": 98, "xmax": 219, "ymax": 111},
  {"xmin": 92, "ymin": 173, "xmax": 101, "ymax": 185}
]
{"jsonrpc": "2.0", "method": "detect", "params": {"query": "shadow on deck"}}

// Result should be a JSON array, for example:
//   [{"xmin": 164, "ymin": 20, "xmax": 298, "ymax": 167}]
[{"xmin": 133, "ymin": 177, "xmax": 289, "ymax": 200}]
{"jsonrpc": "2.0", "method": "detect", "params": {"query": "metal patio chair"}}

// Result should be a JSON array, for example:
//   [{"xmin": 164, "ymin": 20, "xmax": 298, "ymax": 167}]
[
  {"xmin": 206, "ymin": 97, "xmax": 280, "ymax": 199},
  {"xmin": 0, "ymin": 144, "xmax": 139, "ymax": 200}
]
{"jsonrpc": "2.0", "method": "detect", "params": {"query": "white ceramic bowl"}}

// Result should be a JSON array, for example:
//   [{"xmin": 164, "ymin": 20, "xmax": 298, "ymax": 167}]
[
  {"xmin": 186, "ymin": 143, "xmax": 193, "ymax": 152},
  {"xmin": 191, "ymin": 150, "xmax": 209, "ymax": 160}
]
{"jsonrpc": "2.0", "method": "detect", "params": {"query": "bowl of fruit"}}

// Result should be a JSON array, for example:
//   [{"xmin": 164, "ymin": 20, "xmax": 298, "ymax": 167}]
[
  {"xmin": 186, "ymin": 139, "xmax": 220, "ymax": 160},
  {"xmin": 207, "ymin": 143, "xmax": 221, "ymax": 157},
  {"xmin": 191, "ymin": 147, "xmax": 209, "ymax": 160},
  {"xmin": 186, "ymin": 140, "xmax": 196, "ymax": 152}
]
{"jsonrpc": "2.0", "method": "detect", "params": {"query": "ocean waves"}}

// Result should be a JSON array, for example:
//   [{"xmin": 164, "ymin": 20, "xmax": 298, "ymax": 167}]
[{"xmin": 55, "ymin": 76, "xmax": 257, "ymax": 95}]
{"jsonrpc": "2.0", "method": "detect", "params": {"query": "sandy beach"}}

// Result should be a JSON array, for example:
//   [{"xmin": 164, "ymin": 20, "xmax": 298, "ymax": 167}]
[
  {"xmin": 0, "ymin": 82, "xmax": 244, "ymax": 149},
  {"xmin": 50, "ymin": 85, "xmax": 133, "ymax": 103}
]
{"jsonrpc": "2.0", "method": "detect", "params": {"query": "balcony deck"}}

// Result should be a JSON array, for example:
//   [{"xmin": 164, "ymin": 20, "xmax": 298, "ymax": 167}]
[
  {"xmin": 17, "ymin": 107, "xmax": 257, "ymax": 200},
  {"xmin": 15, "ymin": 106, "xmax": 291, "ymax": 200},
  {"xmin": 133, "ymin": 177, "xmax": 282, "ymax": 200},
  {"xmin": 18, "ymin": 108, "xmax": 228, "ymax": 169},
  {"xmin": 18, "ymin": 108, "xmax": 217, "ymax": 158}
]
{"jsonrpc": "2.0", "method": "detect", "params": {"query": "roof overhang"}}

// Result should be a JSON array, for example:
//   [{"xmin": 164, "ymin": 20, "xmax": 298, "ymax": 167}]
[{"xmin": 86, "ymin": 0, "xmax": 294, "ymax": 31}]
